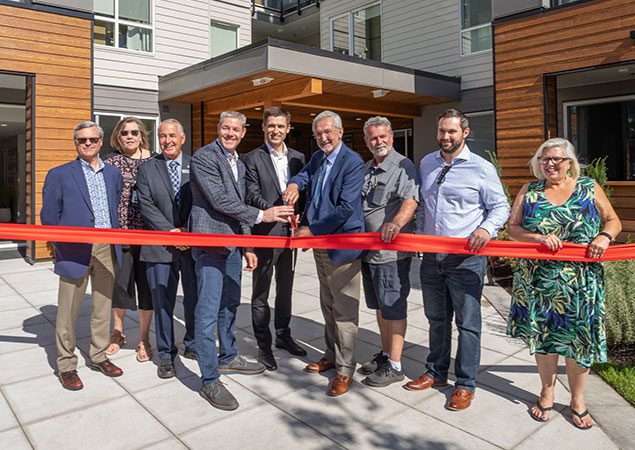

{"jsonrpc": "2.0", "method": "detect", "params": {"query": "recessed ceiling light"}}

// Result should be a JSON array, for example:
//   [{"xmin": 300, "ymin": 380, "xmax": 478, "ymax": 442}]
[
  {"xmin": 372, "ymin": 89, "xmax": 389, "ymax": 98},
  {"xmin": 355, "ymin": 117, "xmax": 362, "ymax": 121},
  {"xmin": 254, "ymin": 107, "xmax": 262, "ymax": 111},
  {"xmin": 251, "ymin": 76, "xmax": 274, "ymax": 86},
  {"xmin": 0, "ymin": 124, "xmax": 7, "ymax": 127},
  {"xmin": 618, "ymin": 67, "xmax": 631, "ymax": 74},
  {"xmin": 310, "ymin": 113, "xmax": 316, "ymax": 116}
]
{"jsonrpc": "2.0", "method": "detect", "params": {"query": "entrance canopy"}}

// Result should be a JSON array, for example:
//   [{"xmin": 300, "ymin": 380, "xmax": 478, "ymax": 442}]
[{"xmin": 159, "ymin": 38, "xmax": 461, "ymax": 150}]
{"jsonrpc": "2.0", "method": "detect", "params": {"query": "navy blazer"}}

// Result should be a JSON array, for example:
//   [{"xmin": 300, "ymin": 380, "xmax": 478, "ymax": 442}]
[
  {"xmin": 137, "ymin": 153, "xmax": 193, "ymax": 263},
  {"xmin": 40, "ymin": 158, "xmax": 122, "ymax": 279},
  {"xmin": 289, "ymin": 143, "xmax": 365, "ymax": 264}
]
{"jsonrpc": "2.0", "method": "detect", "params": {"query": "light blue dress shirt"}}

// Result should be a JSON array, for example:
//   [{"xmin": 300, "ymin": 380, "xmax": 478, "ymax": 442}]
[
  {"xmin": 416, "ymin": 146, "xmax": 510, "ymax": 238},
  {"xmin": 321, "ymin": 142, "xmax": 343, "ymax": 191},
  {"xmin": 80, "ymin": 157, "xmax": 111, "ymax": 229}
]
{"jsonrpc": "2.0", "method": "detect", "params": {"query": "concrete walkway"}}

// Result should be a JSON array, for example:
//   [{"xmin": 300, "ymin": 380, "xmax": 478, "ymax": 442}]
[{"xmin": 0, "ymin": 252, "xmax": 631, "ymax": 449}]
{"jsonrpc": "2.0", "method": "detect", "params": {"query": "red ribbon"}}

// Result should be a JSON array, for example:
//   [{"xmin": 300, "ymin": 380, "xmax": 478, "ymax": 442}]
[{"xmin": 0, "ymin": 223, "xmax": 633, "ymax": 262}]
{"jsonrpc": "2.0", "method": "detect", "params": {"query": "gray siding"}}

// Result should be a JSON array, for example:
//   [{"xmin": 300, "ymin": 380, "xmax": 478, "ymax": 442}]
[
  {"xmin": 319, "ymin": 0, "xmax": 493, "ymax": 90},
  {"xmin": 94, "ymin": 85, "xmax": 159, "ymax": 115},
  {"xmin": 461, "ymin": 86, "xmax": 494, "ymax": 113},
  {"xmin": 33, "ymin": 0, "xmax": 92, "ymax": 12}
]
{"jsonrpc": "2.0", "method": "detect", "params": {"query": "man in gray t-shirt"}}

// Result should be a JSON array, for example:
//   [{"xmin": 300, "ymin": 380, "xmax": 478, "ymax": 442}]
[{"xmin": 358, "ymin": 116, "xmax": 419, "ymax": 387}]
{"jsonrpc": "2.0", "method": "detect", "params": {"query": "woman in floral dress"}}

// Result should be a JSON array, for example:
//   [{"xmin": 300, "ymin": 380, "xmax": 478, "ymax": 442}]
[
  {"xmin": 104, "ymin": 117, "xmax": 155, "ymax": 362},
  {"xmin": 506, "ymin": 138, "xmax": 621, "ymax": 429}
]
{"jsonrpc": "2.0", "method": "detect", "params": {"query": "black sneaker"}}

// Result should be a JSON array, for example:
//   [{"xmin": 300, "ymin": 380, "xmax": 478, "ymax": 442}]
[
  {"xmin": 157, "ymin": 359, "xmax": 176, "ymax": 379},
  {"xmin": 200, "ymin": 381, "xmax": 239, "ymax": 411},
  {"xmin": 218, "ymin": 355, "xmax": 266, "ymax": 375},
  {"xmin": 183, "ymin": 349, "xmax": 197, "ymax": 360},
  {"xmin": 357, "ymin": 352, "xmax": 388, "ymax": 375},
  {"xmin": 363, "ymin": 363, "xmax": 405, "ymax": 387}
]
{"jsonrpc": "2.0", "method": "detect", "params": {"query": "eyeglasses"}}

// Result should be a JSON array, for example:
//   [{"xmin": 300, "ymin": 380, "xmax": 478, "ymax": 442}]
[
  {"xmin": 75, "ymin": 137, "xmax": 101, "ymax": 145},
  {"xmin": 436, "ymin": 165, "xmax": 452, "ymax": 185},
  {"xmin": 313, "ymin": 129, "xmax": 337, "ymax": 139},
  {"xmin": 539, "ymin": 156, "xmax": 571, "ymax": 165},
  {"xmin": 120, "ymin": 129, "xmax": 140, "ymax": 137}
]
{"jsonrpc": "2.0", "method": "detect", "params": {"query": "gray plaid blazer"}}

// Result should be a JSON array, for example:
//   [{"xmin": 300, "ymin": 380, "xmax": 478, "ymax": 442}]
[{"xmin": 190, "ymin": 139, "xmax": 260, "ymax": 251}]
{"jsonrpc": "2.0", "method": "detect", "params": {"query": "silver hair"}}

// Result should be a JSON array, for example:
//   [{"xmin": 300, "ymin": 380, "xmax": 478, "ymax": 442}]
[
  {"xmin": 363, "ymin": 116, "xmax": 393, "ymax": 136},
  {"xmin": 159, "ymin": 118, "xmax": 184, "ymax": 135},
  {"xmin": 312, "ymin": 110, "xmax": 342, "ymax": 134},
  {"xmin": 219, "ymin": 111, "xmax": 247, "ymax": 128},
  {"xmin": 74, "ymin": 121, "xmax": 103, "ymax": 139},
  {"xmin": 529, "ymin": 138, "xmax": 581, "ymax": 180}
]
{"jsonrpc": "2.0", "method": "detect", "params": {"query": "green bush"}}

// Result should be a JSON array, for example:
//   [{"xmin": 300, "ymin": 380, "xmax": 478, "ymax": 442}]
[{"xmin": 604, "ymin": 258, "xmax": 635, "ymax": 347}]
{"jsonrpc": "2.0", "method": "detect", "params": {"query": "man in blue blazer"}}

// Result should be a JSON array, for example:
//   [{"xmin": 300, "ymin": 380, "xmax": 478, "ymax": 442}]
[
  {"xmin": 137, "ymin": 119, "xmax": 198, "ymax": 380},
  {"xmin": 283, "ymin": 110, "xmax": 365, "ymax": 397},
  {"xmin": 41, "ymin": 121, "xmax": 124, "ymax": 391}
]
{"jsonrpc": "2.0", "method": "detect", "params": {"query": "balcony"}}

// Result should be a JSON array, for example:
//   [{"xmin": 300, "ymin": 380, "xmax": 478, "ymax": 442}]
[{"xmin": 252, "ymin": 0, "xmax": 320, "ymax": 24}]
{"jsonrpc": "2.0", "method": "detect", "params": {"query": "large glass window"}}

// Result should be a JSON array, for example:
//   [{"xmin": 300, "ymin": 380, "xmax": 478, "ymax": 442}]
[
  {"xmin": 94, "ymin": 0, "xmax": 153, "ymax": 53},
  {"xmin": 95, "ymin": 113, "xmax": 158, "ymax": 156},
  {"xmin": 566, "ymin": 98, "xmax": 635, "ymax": 181},
  {"xmin": 461, "ymin": 0, "xmax": 491, "ymax": 55},
  {"xmin": 465, "ymin": 111, "xmax": 495, "ymax": 159},
  {"xmin": 210, "ymin": 21, "xmax": 239, "ymax": 58},
  {"xmin": 330, "ymin": 3, "xmax": 381, "ymax": 61}
]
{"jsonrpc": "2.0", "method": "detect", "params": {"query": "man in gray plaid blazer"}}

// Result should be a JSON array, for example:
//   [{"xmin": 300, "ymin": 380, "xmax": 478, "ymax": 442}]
[{"xmin": 190, "ymin": 111, "xmax": 293, "ymax": 411}]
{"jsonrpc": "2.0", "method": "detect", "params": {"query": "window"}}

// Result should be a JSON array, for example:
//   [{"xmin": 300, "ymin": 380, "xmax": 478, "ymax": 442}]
[
  {"xmin": 95, "ymin": 113, "xmax": 158, "ymax": 156},
  {"xmin": 460, "ymin": 0, "xmax": 491, "ymax": 55},
  {"xmin": 94, "ymin": 0, "xmax": 153, "ymax": 53},
  {"xmin": 211, "ymin": 21, "xmax": 239, "ymax": 58},
  {"xmin": 330, "ymin": 3, "xmax": 381, "ymax": 61},
  {"xmin": 465, "ymin": 111, "xmax": 494, "ymax": 159}
]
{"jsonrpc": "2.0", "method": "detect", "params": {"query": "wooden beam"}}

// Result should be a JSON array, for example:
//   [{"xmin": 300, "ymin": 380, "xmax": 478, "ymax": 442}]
[
  {"xmin": 283, "ymin": 94, "xmax": 421, "ymax": 119},
  {"xmin": 205, "ymin": 78, "xmax": 323, "ymax": 115}
]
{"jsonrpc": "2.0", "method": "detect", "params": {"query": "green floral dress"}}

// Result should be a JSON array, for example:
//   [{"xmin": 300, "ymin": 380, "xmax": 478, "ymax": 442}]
[{"xmin": 506, "ymin": 177, "xmax": 607, "ymax": 368}]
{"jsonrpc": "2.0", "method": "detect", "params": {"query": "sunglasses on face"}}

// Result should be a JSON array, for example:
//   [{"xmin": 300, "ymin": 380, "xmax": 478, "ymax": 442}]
[
  {"xmin": 75, "ymin": 137, "xmax": 101, "ymax": 145},
  {"xmin": 120, "ymin": 129, "xmax": 140, "ymax": 137}
]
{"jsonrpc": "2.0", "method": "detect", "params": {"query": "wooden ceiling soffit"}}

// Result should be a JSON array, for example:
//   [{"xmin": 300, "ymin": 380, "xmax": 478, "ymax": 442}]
[
  {"xmin": 283, "ymin": 94, "xmax": 421, "ymax": 119},
  {"xmin": 205, "ymin": 78, "xmax": 322, "ymax": 114}
]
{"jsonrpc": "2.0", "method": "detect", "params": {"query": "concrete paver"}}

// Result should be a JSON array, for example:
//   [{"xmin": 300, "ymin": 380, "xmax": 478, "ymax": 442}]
[{"xmin": 0, "ymin": 253, "xmax": 630, "ymax": 449}]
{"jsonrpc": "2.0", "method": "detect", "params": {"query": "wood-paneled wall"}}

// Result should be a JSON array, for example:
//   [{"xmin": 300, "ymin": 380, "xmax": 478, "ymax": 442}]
[
  {"xmin": 0, "ymin": 4, "xmax": 92, "ymax": 260},
  {"xmin": 494, "ymin": 0, "xmax": 635, "ymax": 239}
]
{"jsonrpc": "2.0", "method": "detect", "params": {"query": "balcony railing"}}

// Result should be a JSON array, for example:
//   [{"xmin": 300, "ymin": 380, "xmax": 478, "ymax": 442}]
[{"xmin": 252, "ymin": 0, "xmax": 320, "ymax": 23}]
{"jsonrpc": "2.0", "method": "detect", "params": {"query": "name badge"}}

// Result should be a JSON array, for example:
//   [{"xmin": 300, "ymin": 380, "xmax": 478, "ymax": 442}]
[
  {"xmin": 131, "ymin": 190, "xmax": 139, "ymax": 204},
  {"xmin": 182, "ymin": 169, "xmax": 189, "ymax": 174}
]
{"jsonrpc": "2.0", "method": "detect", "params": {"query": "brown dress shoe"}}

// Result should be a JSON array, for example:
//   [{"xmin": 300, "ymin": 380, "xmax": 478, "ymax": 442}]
[
  {"xmin": 403, "ymin": 373, "xmax": 448, "ymax": 391},
  {"xmin": 90, "ymin": 359, "xmax": 123, "ymax": 377},
  {"xmin": 304, "ymin": 358, "xmax": 335, "ymax": 373},
  {"xmin": 327, "ymin": 374, "xmax": 352, "ymax": 396},
  {"xmin": 447, "ymin": 387, "xmax": 475, "ymax": 411},
  {"xmin": 59, "ymin": 370, "xmax": 84, "ymax": 391}
]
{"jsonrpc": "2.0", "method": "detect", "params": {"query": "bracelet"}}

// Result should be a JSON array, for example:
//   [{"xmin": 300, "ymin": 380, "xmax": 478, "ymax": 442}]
[{"xmin": 597, "ymin": 231, "xmax": 614, "ymax": 242}]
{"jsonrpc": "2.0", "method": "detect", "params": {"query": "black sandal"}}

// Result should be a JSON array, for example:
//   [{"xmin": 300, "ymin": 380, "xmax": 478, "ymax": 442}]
[
  {"xmin": 571, "ymin": 409, "xmax": 593, "ymax": 430},
  {"xmin": 530, "ymin": 400, "xmax": 553, "ymax": 422}
]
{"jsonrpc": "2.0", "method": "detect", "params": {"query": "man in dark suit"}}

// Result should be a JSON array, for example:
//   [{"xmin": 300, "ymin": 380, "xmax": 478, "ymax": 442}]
[
  {"xmin": 41, "ymin": 120, "xmax": 124, "ymax": 390},
  {"xmin": 283, "ymin": 110, "xmax": 365, "ymax": 397},
  {"xmin": 243, "ymin": 107, "xmax": 307, "ymax": 371},
  {"xmin": 136, "ymin": 119, "xmax": 198, "ymax": 379},
  {"xmin": 190, "ymin": 111, "xmax": 294, "ymax": 411}
]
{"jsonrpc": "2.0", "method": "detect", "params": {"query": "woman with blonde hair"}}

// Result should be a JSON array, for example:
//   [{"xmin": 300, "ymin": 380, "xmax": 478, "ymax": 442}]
[
  {"xmin": 506, "ymin": 138, "xmax": 621, "ymax": 429},
  {"xmin": 104, "ymin": 117, "xmax": 155, "ymax": 362}
]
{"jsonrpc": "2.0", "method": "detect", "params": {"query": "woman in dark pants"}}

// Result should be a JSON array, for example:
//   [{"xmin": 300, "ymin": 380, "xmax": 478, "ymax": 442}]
[{"xmin": 104, "ymin": 117, "xmax": 154, "ymax": 362}]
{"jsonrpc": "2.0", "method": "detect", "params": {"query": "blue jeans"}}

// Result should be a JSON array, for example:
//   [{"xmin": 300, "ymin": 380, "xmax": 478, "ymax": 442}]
[
  {"xmin": 420, "ymin": 253, "xmax": 486, "ymax": 392},
  {"xmin": 193, "ymin": 248, "xmax": 242, "ymax": 386}
]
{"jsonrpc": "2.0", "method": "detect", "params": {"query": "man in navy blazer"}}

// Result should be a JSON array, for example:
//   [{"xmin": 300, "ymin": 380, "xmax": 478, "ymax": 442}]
[
  {"xmin": 41, "ymin": 121, "xmax": 124, "ymax": 391},
  {"xmin": 190, "ymin": 111, "xmax": 294, "ymax": 411},
  {"xmin": 283, "ymin": 110, "xmax": 365, "ymax": 397},
  {"xmin": 137, "ymin": 119, "xmax": 198, "ymax": 379}
]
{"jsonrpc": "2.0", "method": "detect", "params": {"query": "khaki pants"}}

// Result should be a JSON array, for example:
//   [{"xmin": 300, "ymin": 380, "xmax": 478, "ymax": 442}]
[
  {"xmin": 313, "ymin": 249, "xmax": 361, "ymax": 378},
  {"xmin": 56, "ymin": 243, "xmax": 115, "ymax": 373}
]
